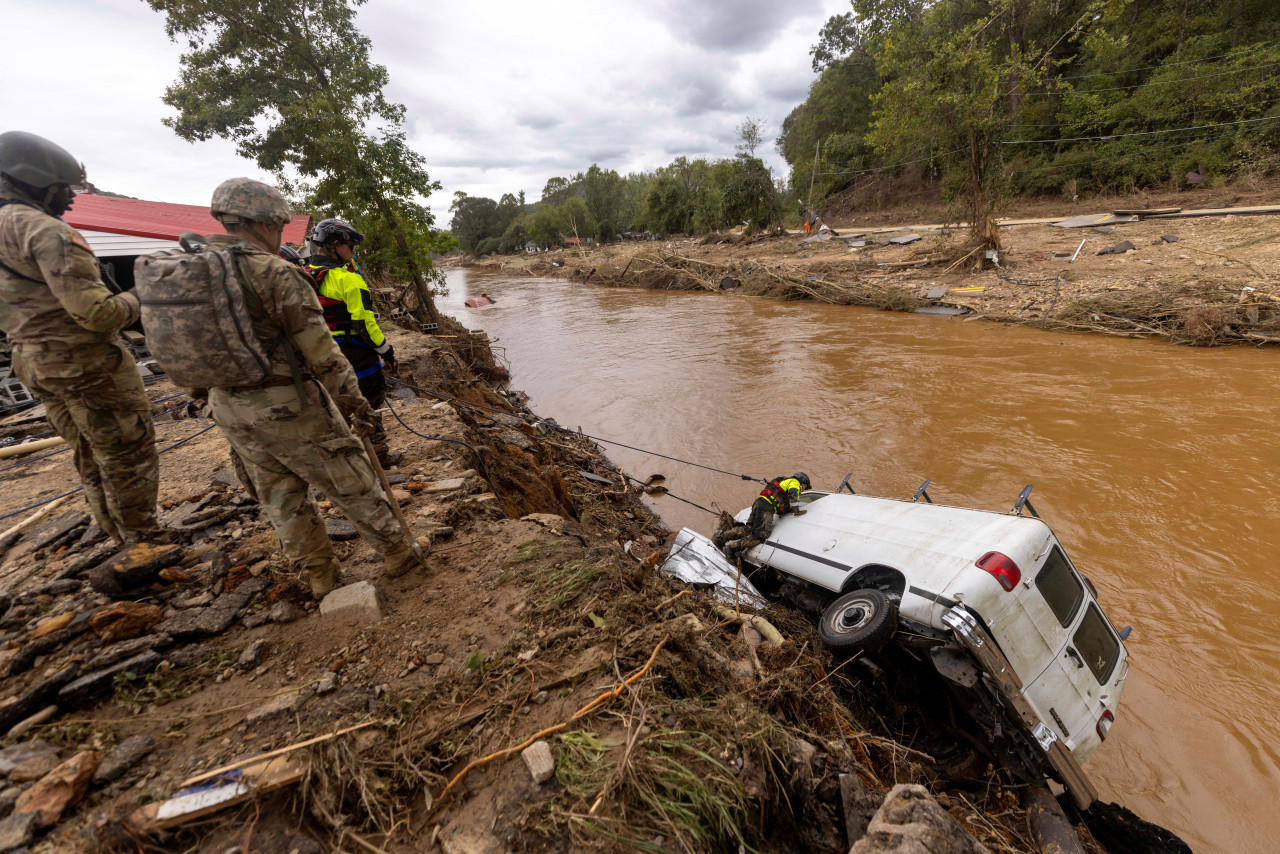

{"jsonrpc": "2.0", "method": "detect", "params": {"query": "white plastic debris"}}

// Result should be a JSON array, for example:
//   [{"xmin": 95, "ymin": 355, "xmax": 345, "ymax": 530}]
[{"xmin": 662, "ymin": 529, "xmax": 767, "ymax": 609}]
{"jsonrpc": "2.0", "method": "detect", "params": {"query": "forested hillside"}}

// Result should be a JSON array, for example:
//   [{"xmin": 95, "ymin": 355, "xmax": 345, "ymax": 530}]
[
  {"xmin": 782, "ymin": 0, "xmax": 1280, "ymax": 216},
  {"xmin": 450, "ymin": 0, "xmax": 1280, "ymax": 252}
]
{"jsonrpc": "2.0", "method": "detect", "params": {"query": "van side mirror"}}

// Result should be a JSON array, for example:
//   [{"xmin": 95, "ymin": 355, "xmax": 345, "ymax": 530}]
[{"xmin": 1118, "ymin": 626, "xmax": 1132, "ymax": 640}]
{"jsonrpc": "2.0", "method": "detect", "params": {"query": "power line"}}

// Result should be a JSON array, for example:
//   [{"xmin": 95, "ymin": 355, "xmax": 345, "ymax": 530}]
[
  {"xmin": 1053, "ymin": 42, "xmax": 1280, "ymax": 82},
  {"xmin": 1028, "ymin": 59, "xmax": 1280, "ymax": 97},
  {"xmin": 815, "ymin": 147, "xmax": 967, "ymax": 177},
  {"xmin": 1003, "ymin": 114, "xmax": 1280, "ymax": 145},
  {"xmin": 1004, "ymin": 127, "xmax": 1253, "ymax": 177}
]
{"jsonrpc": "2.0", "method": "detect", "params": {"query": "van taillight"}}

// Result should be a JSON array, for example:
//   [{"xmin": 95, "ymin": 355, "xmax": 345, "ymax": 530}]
[
  {"xmin": 1097, "ymin": 709, "xmax": 1114, "ymax": 741},
  {"xmin": 976, "ymin": 551, "xmax": 1021, "ymax": 591}
]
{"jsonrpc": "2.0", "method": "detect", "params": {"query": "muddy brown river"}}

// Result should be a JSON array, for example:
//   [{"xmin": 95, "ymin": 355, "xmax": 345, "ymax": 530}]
[{"xmin": 441, "ymin": 268, "xmax": 1278, "ymax": 853}]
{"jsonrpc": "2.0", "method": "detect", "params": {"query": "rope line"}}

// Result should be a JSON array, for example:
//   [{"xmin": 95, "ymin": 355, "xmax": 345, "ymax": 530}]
[
  {"xmin": 385, "ymin": 377, "xmax": 764, "ymax": 484},
  {"xmin": 0, "ymin": 423, "xmax": 218, "ymax": 522},
  {"xmin": 382, "ymin": 396, "xmax": 509, "ymax": 518}
]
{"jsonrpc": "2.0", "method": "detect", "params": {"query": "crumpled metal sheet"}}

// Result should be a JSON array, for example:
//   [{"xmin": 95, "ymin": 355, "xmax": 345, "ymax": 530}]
[{"xmin": 662, "ymin": 528, "xmax": 767, "ymax": 609}]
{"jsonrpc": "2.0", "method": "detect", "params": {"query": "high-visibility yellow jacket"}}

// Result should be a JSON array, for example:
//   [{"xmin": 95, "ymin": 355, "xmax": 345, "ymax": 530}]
[
  {"xmin": 760, "ymin": 477, "xmax": 804, "ymax": 512},
  {"xmin": 303, "ymin": 261, "xmax": 387, "ymax": 349}
]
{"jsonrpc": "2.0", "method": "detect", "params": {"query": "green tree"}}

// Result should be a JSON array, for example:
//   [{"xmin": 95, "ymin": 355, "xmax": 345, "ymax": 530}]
[
  {"xmin": 735, "ymin": 116, "xmax": 767, "ymax": 158},
  {"xmin": 145, "ymin": 0, "xmax": 446, "ymax": 322},
  {"xmin": 723, "ymin": 157, "xmax": 781, "ymax": 231},
  {"xmin": 448, "ymin": 192, "xmax": 500, "ymax": 255},
  {"xmin": 527, "ymin": 205, "xmax": 564, "ymax": 248}
]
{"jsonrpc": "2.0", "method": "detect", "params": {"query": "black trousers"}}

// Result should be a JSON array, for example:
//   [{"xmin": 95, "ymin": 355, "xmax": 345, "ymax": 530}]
[{"xmin": 340, "ymin": 343, "xmax": 390, "ymax": 454}]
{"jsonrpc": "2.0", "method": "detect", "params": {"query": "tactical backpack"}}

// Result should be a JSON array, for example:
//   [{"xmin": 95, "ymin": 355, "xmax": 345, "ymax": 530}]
[{"xmin": 135, "ymin": 233, "xmax": 303, "ymax": 394}]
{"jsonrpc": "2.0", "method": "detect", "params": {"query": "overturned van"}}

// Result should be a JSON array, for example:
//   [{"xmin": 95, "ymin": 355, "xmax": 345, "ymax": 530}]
[{"xmin": 733, "ymin": 485, "xmax": 1130, "ymax": 808}]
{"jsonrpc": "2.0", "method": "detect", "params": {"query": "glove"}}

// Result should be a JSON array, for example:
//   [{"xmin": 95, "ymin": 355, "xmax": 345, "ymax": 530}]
[
  {"xmin": 792, "ymin": 509, "xmax": 808, "ymax": 516},
  {"xmin": 349, "ymin": 404, "xmax": 377, "ymax": 440},
  {"xmin": 176, "ymin": 398, "xmax": 210, "ymax": 420},
  {"xmin": 379, "ymin": 343, "xmax": 397, "ymax": 372}
]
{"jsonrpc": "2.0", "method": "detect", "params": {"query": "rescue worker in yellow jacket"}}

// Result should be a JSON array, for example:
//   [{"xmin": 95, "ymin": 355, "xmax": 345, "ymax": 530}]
[
  {"xmin": 303, "ymin": 219, "xmax": 402, "ymax": 467},
  {"xmin": 715, "ymin": 472, "xmax": 811, "ymax": 559}
]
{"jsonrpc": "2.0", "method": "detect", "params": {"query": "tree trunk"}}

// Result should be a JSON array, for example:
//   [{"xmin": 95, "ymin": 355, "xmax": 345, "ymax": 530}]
[
  {"xmin": 370, "ymin": 189, "xmax": 440, "ymax": 326},
  {"xmin": 968, "ymin": 131, "xmax": 999, "ymax": 262}
]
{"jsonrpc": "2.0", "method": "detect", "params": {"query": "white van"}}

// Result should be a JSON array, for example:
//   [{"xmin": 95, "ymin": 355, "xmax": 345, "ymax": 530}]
[{"xmin": 734, "ymin": 485, "xmax": 1129, "ymax": 807}]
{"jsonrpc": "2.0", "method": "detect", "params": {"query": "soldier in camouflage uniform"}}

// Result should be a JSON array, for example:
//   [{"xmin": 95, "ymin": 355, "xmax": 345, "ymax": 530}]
[
  {"xmin": 0, "ymin": 132, "xmax": 163, "ymax": 545},
  {"xmin": 191, "ymin": 178, "xmax": 425, "ymax": 597}
]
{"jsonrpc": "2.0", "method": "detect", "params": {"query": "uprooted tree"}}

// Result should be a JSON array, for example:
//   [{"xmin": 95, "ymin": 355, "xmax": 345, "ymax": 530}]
[{"xmin": 145, "ymin": 0, "xmax": 450, "ymax": 323}]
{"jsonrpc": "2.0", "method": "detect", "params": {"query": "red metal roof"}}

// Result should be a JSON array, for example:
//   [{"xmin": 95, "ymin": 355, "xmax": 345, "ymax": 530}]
[{"xmin": 64, "ymin": 193, "xmax": 310, "ymax": 246}]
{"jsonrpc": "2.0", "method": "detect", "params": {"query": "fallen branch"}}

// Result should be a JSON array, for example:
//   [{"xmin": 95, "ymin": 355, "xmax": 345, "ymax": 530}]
[
  {"xmin": 434, "ymin": 636, "xmax": 668, "ymax": 806},
  {"xmin": 181, "ymin": 719, "xmax": 380, "ymax": 787}
]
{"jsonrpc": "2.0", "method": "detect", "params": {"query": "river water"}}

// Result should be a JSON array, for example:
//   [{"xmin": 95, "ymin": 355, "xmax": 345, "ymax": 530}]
[{"xmin": 439, "ymin": 268, "xmax": 1279, "ymax": 853}]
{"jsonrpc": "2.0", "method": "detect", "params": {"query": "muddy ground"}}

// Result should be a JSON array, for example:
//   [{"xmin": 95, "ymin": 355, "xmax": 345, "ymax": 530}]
[
  {"xmin": 0, "ymin": 316, "xmax": 1159, "ymax": 853},
  {"xmin": 473, "ymin": 185, "xmax": 1280, "ymax": 349}
]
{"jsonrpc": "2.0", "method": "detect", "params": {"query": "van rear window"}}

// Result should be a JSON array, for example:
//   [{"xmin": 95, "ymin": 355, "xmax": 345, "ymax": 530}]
[
  {"xmin": 1073, "ymin": 603, "xmax": 1120, "ymax": 684},
  {"xmin": 1035, "ymin": 546, "xmax": 1084, "ymax": 628}
]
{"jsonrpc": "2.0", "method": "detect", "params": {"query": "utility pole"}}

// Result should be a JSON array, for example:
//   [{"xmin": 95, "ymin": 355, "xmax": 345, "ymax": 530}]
[{"xmin": 807, "ymin": 140, "xmax": 821, "ymax": 212}]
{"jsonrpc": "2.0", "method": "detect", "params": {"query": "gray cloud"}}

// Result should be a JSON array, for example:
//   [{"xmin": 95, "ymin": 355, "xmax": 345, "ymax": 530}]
[{"xmin": 7, "ymin": 0, "xmax": 848, "ymax": 219}]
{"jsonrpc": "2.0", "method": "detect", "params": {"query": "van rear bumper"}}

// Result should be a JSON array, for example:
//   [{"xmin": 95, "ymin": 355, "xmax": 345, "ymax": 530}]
[{"xmin": 942, "ymin": 607, "xmax": 1098, "ymax": 810}]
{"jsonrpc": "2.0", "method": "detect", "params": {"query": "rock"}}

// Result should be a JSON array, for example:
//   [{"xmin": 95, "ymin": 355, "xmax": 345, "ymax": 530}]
[
  {"xmin": 521, "ymin": 740, "xmax": 555, "ymax": 784},
  {"xmin": 5, "ymin": 706, "xmax": 56, "ymax": 740},
  {"xmin": 238, "ymin": 639, "xmax": 266, "ymax": 670},
  {"xmin": 77, "ymin": 524, "xmax": 107, "ymax": 548},
  {"xmin": 0, "ymin": 742, "xmax": 57, "ymax": 778},
  {"xmin": 57, "ymin": 652, "xmax": 161, "ymax": 707},
  {"xmin": 268, "ymin": 602, "xmax": 305, "ymax": 624},
  {"xmin": 211, "ymin": 469, "xmax": 239, "ymax": 488},
  {"xmin": 28, "ymin": 612, "xmax": 74, "ymax": 640},
  {"xmin": 0, "ymin": 811, "xmax": 38, "ymax": 850},
  {"xmin": 246, "ymin": 690, "xmax": 307, "ymax": 725},
  {"xmin": 840, "ymin": 772, "xmax": 879, "ymax": 848},
  {"xmin": 319, "ymin": 581, "xmax": 383, "ymax": 624},
  {"xmin": 7, "ymin": 752, "xmax": 61, "ymax": 785},
  {"xmin": 83, "ymin": 633, "xmax": 172, "ymax": 671},
  {"xmin": 391, "ymin": 488, "xmax": 412, "ymax": 504},
  {"xmin": 173, "ymin": 590, "xmax": 214, "ymax": 609},
  {"xmin": 386, "ymin": 473, "xmax": 406, "ymax": 485},
  {"xmin": 851, "ymin": 783, "xmax": 990, "ymax": 854},
  {"xmin": 0, "ymin": 535, "xmax": 21, "ymax": 566},
  {"xmin": 286, "ymin": 835, "xmax": 325, "ymax": 854},
  {"xmin": 157, "ymin": 577, "xmax": 268, "ymax": 639},
  {"xmin": 93, "ymin": 735, "xmax": 154, "ymax": 784},
  {"xmin": 88, "ymin": 601, "xmax": 163, "ymax": 643},
  {"xmin": 0, "ymin": 786, "xmax": 22, "ymax": 819},
  {"xmin": 325, "ymin": 519, "xmax": 358, "ymax": 541},
  {"xmin": 388, "ymin": 387, "xmax": 416, "ymax": 401},
  {"xmin": 0, "ymin": 664, "xmax": 79, "ymax": 732},
  {"xmin": 7, "ymin": 617, "xmax": 92, "ymax": 676},
  {"xmin": 88, "ymin": 543, "xmax": 184, "ymax": 597},
  {"xmin": 13, "ymin": 750, "xmax": 99, "ymax": 827},
  {"xmin": 422, "ymin": 478, "xmax": 466, "ymax": 494},
  {"xmin": 1160, "ymin": 234, "xmax": 1180, "ymax": 243},
  {"xmin": 424, "ymin": 653, "xmax": 445, "ymax": 666},
  {"xmin": 431, "ymin": 526, "xmax": 454, "ymax": 540},
  {"xmin": 29, "ymin": 579, "xmax": 79, "ymax": 598},
  {"xmin": 166, "ymin": 644, "xmax": 213, "ymax": 668},
  {"xmin": 1096, "ymin": 240, "xmax": 1136, "ymax": 256},
  {"xmin": 440, "ymin": 828, "xmax": 503, "ymax": 854},
  {"xmin": 315, "ymin": 673, "xmax": 339, "ymax": 695},
  {"xmin": 26, "ymin": 511, "xmax": 90, "ymax": 554}
]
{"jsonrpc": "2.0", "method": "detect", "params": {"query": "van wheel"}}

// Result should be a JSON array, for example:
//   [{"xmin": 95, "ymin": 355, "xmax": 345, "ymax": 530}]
[{"xmin": 819, "ymin": 589, "xmax": 897, "ymax": 655}]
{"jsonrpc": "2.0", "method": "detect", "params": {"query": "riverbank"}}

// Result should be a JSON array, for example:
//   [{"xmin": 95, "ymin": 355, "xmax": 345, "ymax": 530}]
[
  {"xmin": 471, "ymin": 204, "xmax": 1280, "ymax": 347},
  {"xmin": 0, "ymin": 317, "xmax": 1153, "ymax": 852}
]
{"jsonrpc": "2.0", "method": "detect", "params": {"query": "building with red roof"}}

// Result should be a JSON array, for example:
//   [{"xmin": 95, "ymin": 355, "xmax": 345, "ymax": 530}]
[{"xmin": 61, "ymin": 192, "xmax": 310, "ymax": 288}]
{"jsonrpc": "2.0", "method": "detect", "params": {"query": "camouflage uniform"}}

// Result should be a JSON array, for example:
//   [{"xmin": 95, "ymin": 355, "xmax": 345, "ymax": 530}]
[
  {"xmin": 0, "ymin": 187, "xmax": 161, "ymax": 544},
  {"xmin": 195, "ymin": 232, "xmax": 406, "ymax": 589}
]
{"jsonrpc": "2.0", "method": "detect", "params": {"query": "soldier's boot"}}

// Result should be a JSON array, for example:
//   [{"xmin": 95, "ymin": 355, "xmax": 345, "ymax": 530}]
[
  {"xmin": 306, "ymin": 558, "xmax": 341, "ymax": 599},
  {"xmin": 370, "ymin": 414, "xmax": 403, "ymax": 469},
  {"xmin": 378, "ymin": 449, "xmax": 405, "ymax": 469},
  {"xmin": 382, "ymin": 538, "xmax": 429, "ymax": 578}
]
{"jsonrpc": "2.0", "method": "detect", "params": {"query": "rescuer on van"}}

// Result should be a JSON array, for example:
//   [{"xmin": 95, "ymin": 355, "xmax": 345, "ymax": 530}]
[{"xmin": 715, "ymin": 472, "xmax": 811, "ymax": 559}]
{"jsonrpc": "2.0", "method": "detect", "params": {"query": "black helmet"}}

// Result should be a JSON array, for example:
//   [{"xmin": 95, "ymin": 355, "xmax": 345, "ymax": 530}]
[
  {"xmin": 793, "ymin": 472, "xmax": 811, "ymax": 490},
  {"xmin": 277, "ymin": 245, "xmax": 303, "ymax": 265},
  {"xmin": 311, "ymin": 218, "xmax": 365, "ymax": 246},
  {"xmin": 0, "ymin": 131, "xmax": 85, "ymax": 188}
]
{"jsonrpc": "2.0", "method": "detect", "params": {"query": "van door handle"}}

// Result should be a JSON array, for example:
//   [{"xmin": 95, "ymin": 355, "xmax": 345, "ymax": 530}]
[{"xmin": 1065, "ymin": 646, "xmax": 1085, "ymax": 669}]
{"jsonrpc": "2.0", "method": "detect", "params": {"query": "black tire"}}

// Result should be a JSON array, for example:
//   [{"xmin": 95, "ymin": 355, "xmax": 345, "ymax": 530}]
[{"xmin": 818, "ymin": 589, "xmax": 897, "ymax": 655}]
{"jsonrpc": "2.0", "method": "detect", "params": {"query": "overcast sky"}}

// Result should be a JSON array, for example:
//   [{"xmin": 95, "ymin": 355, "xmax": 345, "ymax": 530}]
[{"xmin": 6, "ymin": 0, "xmax": 847, "ymax": 226}]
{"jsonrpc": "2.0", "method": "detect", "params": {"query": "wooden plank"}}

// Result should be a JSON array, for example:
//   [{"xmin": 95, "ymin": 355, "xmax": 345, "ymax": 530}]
[
  {"xmin": 128, "ymin": 756, "xmax": 307, "ymax": 832},
  {"xmin": 1111, "ymin": 208, "xmax": 1180, "ymax": 216},
  {"xmin": 1151, "ymin": 205, "xmax": 1280, "ymax": 219}
]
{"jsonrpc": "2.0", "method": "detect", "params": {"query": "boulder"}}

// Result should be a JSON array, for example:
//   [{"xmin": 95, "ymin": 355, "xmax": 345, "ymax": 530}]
[
  {"xmin": 88, "ymin": 543, "xmax": 184, "ymax": 597},
  {"xmin": 0, "ymin": 811, "xmax": 38, "ymax": 851},
  {"xmin": 851, "ymin": 784, "xmax": 990, "ymax": 854},
  {"xmin": 13, "ymin": 750, "xmax": 99, "ymax": 827},
  {"xmin": 0, "ymin": 664, "xmax": 79, "ymax": 732},
  {"xmin": 0, "ymin": 742, "xmax": 58, "ymax": 778},
  {"xmin": 83, "ymin": 633, "xmax": 172, "ymax": 671},
  {"xmin": 28, "ymin": 612, "xmax": 74, "ymax": 640},
  {"xmin": 319, "ymin": 581, "xmax": 383, "ymax": 624},
  {"xmin": 88, "ymin": 602, "xmax": 163, "ymax": 643},
  {"xmin": 94, "ymin": 735, "xmax": 155, "ymax": 784},
  {"xmin": 57, "ymin": 652, "xmax": 161, "ymax": 707}
]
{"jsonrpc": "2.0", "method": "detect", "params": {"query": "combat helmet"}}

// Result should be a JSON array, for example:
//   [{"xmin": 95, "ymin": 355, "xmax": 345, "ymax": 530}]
[
  {"xmin": 0, "ymin": 131, "xmax": 85, "ymax": 188},
  {"xmin": 209, "ymin": 178, "xmax": 292, "ymax": 226}
]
